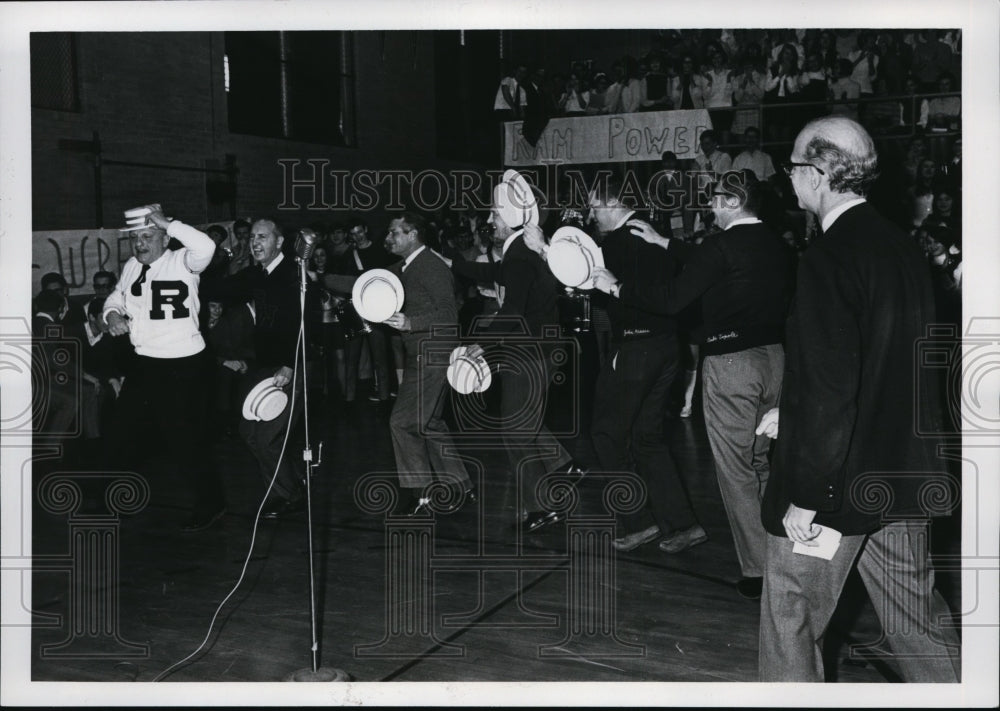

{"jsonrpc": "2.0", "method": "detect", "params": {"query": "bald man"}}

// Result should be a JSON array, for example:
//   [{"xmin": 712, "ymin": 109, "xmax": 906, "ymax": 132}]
[{"xmin": 756, "ymin": 117, "xmax": 960, "ymax": 681}]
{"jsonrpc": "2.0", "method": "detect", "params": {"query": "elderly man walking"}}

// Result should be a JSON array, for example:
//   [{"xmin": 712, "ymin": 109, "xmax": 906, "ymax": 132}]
[{"xmin": 756, "ymin": 117, "xmax": 960, "ymax": 682}]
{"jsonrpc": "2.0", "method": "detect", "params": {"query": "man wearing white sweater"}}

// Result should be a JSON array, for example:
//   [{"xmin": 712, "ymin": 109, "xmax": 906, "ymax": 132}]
[{"xmin": 103, "ymin": 204, "xmax": 225, "ymax": 531}]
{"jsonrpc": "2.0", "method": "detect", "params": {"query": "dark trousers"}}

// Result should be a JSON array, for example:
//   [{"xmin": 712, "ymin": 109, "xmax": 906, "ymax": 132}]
[
  {"xmin": 239, "ymin": 368, "xmax": 305, "ymax": 503},
  {"xmin": 591, "ymin": 334, "xmax": 697, "ymax": 534},
  {"xmin": 499, "ymin": 353, "xmax": 571, "ymax": 513},
  {"xmin": 106, "ymin": 350, "xmax": 224, "ymax": 517}
]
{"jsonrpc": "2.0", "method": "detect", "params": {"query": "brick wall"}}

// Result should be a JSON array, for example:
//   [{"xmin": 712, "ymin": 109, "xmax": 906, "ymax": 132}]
[{"xmin": 32, "ymin": 30, "xmax": 482, "ymax": 235}]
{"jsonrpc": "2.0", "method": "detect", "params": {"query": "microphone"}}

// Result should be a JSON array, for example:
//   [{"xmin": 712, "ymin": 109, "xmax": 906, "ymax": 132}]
[{"xmin": 294, "ymin": 228, "xmax": 318, "ymax": 261}]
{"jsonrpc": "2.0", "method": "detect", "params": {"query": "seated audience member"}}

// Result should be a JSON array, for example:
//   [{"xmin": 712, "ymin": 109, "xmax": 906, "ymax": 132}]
[
  {"xmin": 39, "ymin": 272, "xmax": 86, "ymax": 327},
  {"xmin": 907, "ymin": 158, "xmax": 940, "ymax": 228},
  {"xmin": 732, "ymin": 127, "xmax": 776, "ymax": 182},
  {"xmin": 694, "ymin": 129, "xmax": 732, "ymax": 177},
  {"xmin": 618, "ymin": 56, "xmax": 645, "ymax": 114},
  {"xmin": 865, "ymin": 78, "xmax": 905, "ymax": 134},
  {"xmin": 847, "ymin": 31, "xmax": 879, "ymax": 96},
  {"xmin": 203, "ymin": 294, "xmax": 255, "ymax": 437},
  {"xmin": 77, "ymin": 297, "xmax": 127, "ymax": 462},
  {"xmin": 918, "ymin": 71, "xmax": 961, "ymax": 132},
  {"xmin": 731, "ymin": 53, "xmax": 766, "ymax": 138}
]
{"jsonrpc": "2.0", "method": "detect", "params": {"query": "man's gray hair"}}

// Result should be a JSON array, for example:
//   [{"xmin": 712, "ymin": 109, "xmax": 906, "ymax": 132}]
[{"xmin": 802, "ymin": 118, "xmax": 880, "ymax": 196}]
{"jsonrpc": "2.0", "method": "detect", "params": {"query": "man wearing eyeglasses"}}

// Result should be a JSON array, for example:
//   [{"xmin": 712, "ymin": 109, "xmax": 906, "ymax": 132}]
[
  {"xmin": 591, "ymin": 171, "xmax": 792, "ymax": 590},
  {"xmin": 757, "ymin": 117, "xmax": 960, "ymax": 682}
]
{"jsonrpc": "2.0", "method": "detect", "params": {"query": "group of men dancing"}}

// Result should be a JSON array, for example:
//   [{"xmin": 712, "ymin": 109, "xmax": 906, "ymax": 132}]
[{"xmin": 98, "ymin": 116, "xmax": 959, "ymax": 682}]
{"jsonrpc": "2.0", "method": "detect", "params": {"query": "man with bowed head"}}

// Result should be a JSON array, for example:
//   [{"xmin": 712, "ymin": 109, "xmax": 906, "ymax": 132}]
[
  {"xmin": 755, "ymin": 117, "xmax": 960, "ymax": 682},
  {"xmin": 102, "ymin": 204, "xmax": 225, "ymax": 531}
]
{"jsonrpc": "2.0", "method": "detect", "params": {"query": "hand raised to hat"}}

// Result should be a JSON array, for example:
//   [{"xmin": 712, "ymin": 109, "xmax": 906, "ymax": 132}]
[
  {"xmin": 521, "ymin": 223, "xmax": 548, "ymax": 257},
  {"xmin": 384, "ymin": 312, "xmax": 411, "ymax": 332},
  {"xmin": 272, "ymin": 366, "xmax": 293, "ymax": 388},
  {"xmin": 144, "ymin": 204, "xmax": 172, "ymax": 231},
  {"xmin": 627, "ymin": 219, "xmax": 670, "ymax": 250}
]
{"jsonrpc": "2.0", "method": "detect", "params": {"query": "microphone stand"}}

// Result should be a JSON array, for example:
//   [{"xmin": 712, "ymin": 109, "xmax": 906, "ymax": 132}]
[{"xmin": 285, "ymin": 255, "xmax": 348, "ymax": 683}]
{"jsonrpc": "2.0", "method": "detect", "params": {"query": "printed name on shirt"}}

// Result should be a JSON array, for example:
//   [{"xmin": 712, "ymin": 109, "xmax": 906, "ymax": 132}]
[{"xmin": 705, "ymin": 330, "xmax": 738, "ymax": 343}]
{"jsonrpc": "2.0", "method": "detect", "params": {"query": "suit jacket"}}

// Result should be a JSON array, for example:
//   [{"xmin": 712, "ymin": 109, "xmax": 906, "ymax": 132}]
[
  {"xmin": 452, "ymin": 234, "xmax": 560, "ymax": 340},
  {"xmin": 761, "ymin": 202, "xmax": 943, "ymax": 536},
  {"xmin": 395, "ymin": 247, "xmax": 458, "ymax": 352},
  {"xmin": 219, "ymin": 255, "xmax": 300, "ymax": 371}
]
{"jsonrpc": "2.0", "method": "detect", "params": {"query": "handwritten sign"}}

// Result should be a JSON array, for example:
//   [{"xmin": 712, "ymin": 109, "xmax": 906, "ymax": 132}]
[
  {"xmin": 504, "ymin": 109, "xmax": 713, "ymax": 166},
  {"xmin": 32, "ymin": 221, "xmax": 235, "ymax": 296},
  {"xmin": 31, "ymin": 229, "xmax": 128, "ymax": 296}
]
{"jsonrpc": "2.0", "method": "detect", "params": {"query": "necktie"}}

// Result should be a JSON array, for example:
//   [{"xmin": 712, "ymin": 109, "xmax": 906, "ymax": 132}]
[{"xmin": 130, "ymin": 264, "xmax": 150, "ymax": 296}]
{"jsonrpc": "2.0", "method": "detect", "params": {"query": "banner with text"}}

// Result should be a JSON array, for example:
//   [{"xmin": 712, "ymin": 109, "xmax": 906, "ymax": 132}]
[
  {"xmin": 504, "ymin": 109, "xmax": 713, "ymax": 166},
  {"xmin": 33, "ymin": 222, "xmax": 236, "ymax": 297},
  {"xmin": 32, "ymin": 229, "xmax": 128, "ymax": 297}
]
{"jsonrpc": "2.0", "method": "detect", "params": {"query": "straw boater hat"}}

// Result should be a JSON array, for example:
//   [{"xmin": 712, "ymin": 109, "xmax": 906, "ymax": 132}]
[
  {"xmin": 121, "ymin": 204, "xmax": 163, "ymax": 232},
  {"xmin": 242, "ymin": 377, "xmax": 290, "ymax": 422}
]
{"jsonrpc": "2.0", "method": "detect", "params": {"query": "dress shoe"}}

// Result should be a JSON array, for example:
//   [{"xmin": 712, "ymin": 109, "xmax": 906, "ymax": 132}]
[
  {"xmin": 612, "ymin": 525, "xmax": 661, "ymax": 552},
  {"xmin": 262, "ymin": 498, "xmax": 306, "ymax": 521},
  {"xmin": 442, "ymin": 486, "xmax": 477, "ymax": 513},
  {"xmin": 181, "ymin": 507, "xmax": 227, "ymax": 532},
  {"xmin": 658, "ymin": 524, "xmax": 708, "ymax": 553},
  {"xmin": 736, "ymin": 576, "xmax": 763, "ymax": 600},
  {"xmin": 521, "ymin": 510, "xmax": 565, "ymax": 534},
  {"xmin": 407, "ymin": 497, "xmax": 432, "ymax": 517}
]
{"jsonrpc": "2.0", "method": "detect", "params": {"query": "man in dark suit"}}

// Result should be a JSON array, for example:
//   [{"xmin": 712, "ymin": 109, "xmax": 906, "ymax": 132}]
[
  {"xmin": 382, "ymin": 212, "xmax": 473, "ymax": 514},
  {"xmin": 447, "ymin": 184, "xmax": 579, "ymax": 533},
  {"xmin": 222, "ymin": 218, "xmax": 305, "ymax": 520},
  {"xmin": 592, "ymin": 171, "xmax": 792, "ymax": 596},
  {"xmin": 756, "ymin": 117, "xmax": 960, "ymax": 681},
  {"xmin": 582, "ymin": 173, "xmax": 705, "ymax": 555}
]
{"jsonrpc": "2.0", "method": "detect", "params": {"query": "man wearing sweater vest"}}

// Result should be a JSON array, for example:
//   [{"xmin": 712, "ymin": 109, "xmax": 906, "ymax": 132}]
[
  {"xmin": 592, "ymin": 171, "xmax": 793, "ymax": 598},
  {"xmin": 383, "ymin": 212, "xmax": 474, "ymax": 515},
  {"xmin": 102, "ymin": 204, "xmax": 225, "ymax": 531}
]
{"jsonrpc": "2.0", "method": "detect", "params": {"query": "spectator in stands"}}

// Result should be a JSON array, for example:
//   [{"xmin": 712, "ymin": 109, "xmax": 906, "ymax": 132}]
[
  {"xmin": 875, "ymin": 31, "xmax": 908, "ymax": 94},
  {"xmin": 829, "ymin": 58, "xmax": 861, "ymax": 121},
  {"xmin": 797, "ymin": 50, "xmax": 830, "ymax": 123},
  {"xmin": 900, "ymin": 74, "xmax": 923, "ymax": 130},
  {"xmin": 523, "ymin": 65, "xmax": 554, "ymax": 145},
  {"xmin": 702, "ymin": 42, "xmax": 736, "ymax": 146},
  {"xmin": 586, "ymin": 72, "xmax": 611, "ymax": 114},
  {"xmin": 494, "ymin": 64, "xmax": 527, "ymax": 121},
  {"xmin": 558, "ymin": 73, "xmax": 589, "ymax": 116},
  {"xmin": 695, "ymin": 129, "xmax": 732, "ymax": 179},
  {"xmin": 901, "ymin": 134, "xmax": 929, "ymax": 184},
  {"xmin": 619, "ymin": 56, "xmax": 644, "ymax": 114},
  {"xmin": 732, "ymin": 127, "xmax": 776, "ymax": 182},
  {"xmin": 815, "ymin": 30, "xmax": 839, "ymax": 79},
  {"xmin": 731, "ymin": 49, "xmax": 766, "ymax": 138},
  {"xmin": 641, "ymin": 54, "xmax": 671, "ymax": 110},
  {"xmin": 671, "ymin": 54, "xmax": 705, "ymax": 110},
  {"xmin": 918, "ymin": 71, "xmax": 961, "ymax": 132},
  {"xmin": 907, "ymin": 157, "xmax": 940, "ymax": 228},
  {"xmin": 226, "ymin": 218, "xmax": 253, "ymax": 275},
  {"xmin": 922, "ymin": 185, "xmax": 961, "ymax": 235},
  {"xmin": 770, "ymin": 29, "xmax": 804, "ymax": 68},
  {"xmin": 764, "ymin": 44, "xmax": 801, "ymax": 142},
  {"xmin": 911, "ymin": 30, "xmax": 956, "ymax": 92},
  {"xmin": 865, "ymin": 78, "xmax": 905, "ymax": 135},
  {"xmin": 848, "ymin": 31, "xmax": 879, "ymax": 97}
]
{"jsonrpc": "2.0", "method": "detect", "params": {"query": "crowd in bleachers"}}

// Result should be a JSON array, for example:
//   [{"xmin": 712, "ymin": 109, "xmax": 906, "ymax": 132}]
[{"xmin": 495, "ymin": 29, "xmax": 961, "ymax": 145}]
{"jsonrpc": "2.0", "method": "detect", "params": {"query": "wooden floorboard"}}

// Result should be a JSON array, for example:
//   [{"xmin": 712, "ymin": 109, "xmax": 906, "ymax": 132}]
[{"xmin": 28, "ymin": 374, "xmax": 961, "ymax": 685}]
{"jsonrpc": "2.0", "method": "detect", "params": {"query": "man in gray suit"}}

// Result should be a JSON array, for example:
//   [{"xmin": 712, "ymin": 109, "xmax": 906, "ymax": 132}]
[
  {"xmin": 757, "ymin": 117, "xmax": 960, "ymax": 682},
  {"xmin": 383, "ymin": 212, "xmax": 474, "ymax": 515}
]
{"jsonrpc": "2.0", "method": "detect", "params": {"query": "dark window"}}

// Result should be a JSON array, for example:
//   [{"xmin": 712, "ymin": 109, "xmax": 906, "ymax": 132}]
[
  {"xmin": 30, "ymin": 33, "xmax": 80, "ymax": 112},
  {"xmin": 224, "ymin": 31, "xmax": 354, "ymax": 146}
]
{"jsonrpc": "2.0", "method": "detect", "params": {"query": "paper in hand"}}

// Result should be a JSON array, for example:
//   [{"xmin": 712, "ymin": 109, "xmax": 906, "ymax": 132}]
[{"xmin": 792, "ymin": 525, "xmax": 843, "ymax": 560}]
